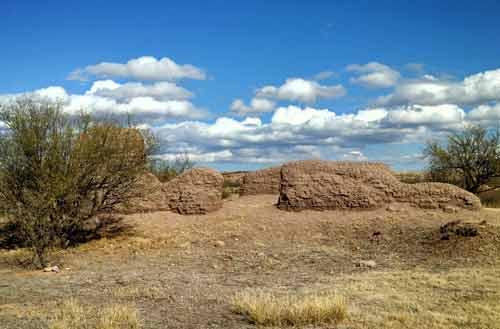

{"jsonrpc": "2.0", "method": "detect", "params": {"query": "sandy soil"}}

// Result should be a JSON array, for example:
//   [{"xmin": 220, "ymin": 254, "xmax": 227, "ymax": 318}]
[{"xmin": 1, "ymin": 195, "xmax": 500, "ymax": 328}]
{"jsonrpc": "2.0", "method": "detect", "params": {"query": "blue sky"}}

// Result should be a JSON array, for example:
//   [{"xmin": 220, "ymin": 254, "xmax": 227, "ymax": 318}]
[{"xmin": 2, "ymin": 0, "xmax": 500, "ymax": 171}]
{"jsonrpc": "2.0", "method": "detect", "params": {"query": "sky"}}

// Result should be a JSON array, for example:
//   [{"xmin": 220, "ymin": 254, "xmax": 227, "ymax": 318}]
[{"xmin": 2, "ymin": 0, "xmax": 500, "ymax": 171}]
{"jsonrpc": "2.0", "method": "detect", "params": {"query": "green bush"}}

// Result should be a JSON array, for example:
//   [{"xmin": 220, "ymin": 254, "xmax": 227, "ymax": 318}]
[
  {"xmin": 0, "ymin": 99, "xmax": 153, "ymax": 267},
  {"xmin": 149, "ymin": 153, "xmax": 194, "ymax": 182}
]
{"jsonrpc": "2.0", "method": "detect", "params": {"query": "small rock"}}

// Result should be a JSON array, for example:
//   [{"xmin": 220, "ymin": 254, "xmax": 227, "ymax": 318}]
[
  {"xmin": 214, "ymin": 240, "xmax": 225, "ymax": 247},
  {"xmin": 357, "ymin": 260, "xmax": 377, "ymax": 268},
  {"xmin": 440, "ymin": 220, "xmax": 479, "ymax": 238},
  {"xmin": 43, "ymin": 265, "xmax": 60, "ymax": 273},
  {"xmin": 386, "ymin": 205, "xmax": 398, "ymax": 212},
  {"xmin": 441, "ymin": 205, "xmax": 457, "ymax": 213}
]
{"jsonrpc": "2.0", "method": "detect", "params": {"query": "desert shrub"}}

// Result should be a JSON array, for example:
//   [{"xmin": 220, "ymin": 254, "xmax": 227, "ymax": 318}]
[
  {"xmin": 149, "ymin": 152, "xmax": 194, "ymax": 182},
  {"xmin": 425, "ymin": 125, "xmax": 500, "ymax": 193},
  {"xmin": 0, "ymin": 99, "xmax": 153, "ymax": 267},
  {"xmin": 395, "ymin": 171, "xmax": 430, "ymax": 184},
  {"xmin": 49, "ymin": 299, "xmax": 140, "ymax": 329},
  {"xmin": 222, "ymin": 189, "xmax": 232, "ymax": 199},
  {"xmin": 223, "ymin": 179, "xmax": 241, "ymax": 189},
  {"xmin": 231, "ymin": 289, "xmax": 347, "ymax": 326},
  {"xmin": 221, "ymin": 180, "xmax": 241, "ymax": 199}
]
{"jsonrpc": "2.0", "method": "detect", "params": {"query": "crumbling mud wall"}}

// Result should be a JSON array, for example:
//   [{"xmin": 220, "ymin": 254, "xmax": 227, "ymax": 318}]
[
  {"xmin": 240, "ymin": 166, "xmax": 282, "ymax": 195},
  {"xmin": 277, "ymin": 160, "xmax": 481, "ymax": 211},
  {"xmin": 117, "ymin": 172, "xmax": 170, "ymax": 213}
]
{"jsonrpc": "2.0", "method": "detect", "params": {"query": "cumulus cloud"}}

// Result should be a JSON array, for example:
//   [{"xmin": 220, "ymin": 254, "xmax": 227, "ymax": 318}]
[
  {"xmin": 8, "ymin": 61, "xmax": 500, "ymax": 169},
  {"xmin": 343, "ymin": 150, "xmax": 367, "ymax": 161},
  {"xmin": 347, "ymin": 62, "xmax": 400, "ymax": 88},
  {"xmin": 152, "ymin": 104, "xmax": 462, "ymax": 165},
  {"xmin": 149, "ymin": 98, "xmax": 500, "ymax": 167},
  {"xmin": 378, "ymin": 68, "xmax": 500, "ymax": 106},
  {"xmin": 256, "ymin": 78, "xmax": 346, "ymax": 103},
  {"xmin": 156, "ymin": 149, "xmax": 234, "ymax": 163},
  {"xmin": 68, "ymin": 56, "xmax": 206, "ymax": 81},
  {"xmin": 467, "ymin": 103, "xmax": 500, "ymax": 122},
  {"xmin": 86, "ymin": 80, "xmax": 192, "ymax": 101},
  {"xmin": 383, "ymin": 104, "xmax": 466, "ymax": 127},
  {"xmin": 1, "ymin": 85, "xmax": 205, "ymax": 122},
  {"xmin": 271, "ymin": 106, "xmax": 336, "ymax": 126},
  {"xmin": 229, "ymin": 98, "xmax": 276, "ymax": 116}
]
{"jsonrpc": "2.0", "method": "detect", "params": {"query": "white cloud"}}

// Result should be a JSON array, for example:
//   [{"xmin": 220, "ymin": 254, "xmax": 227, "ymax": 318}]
[
  {"xmin": 229, "ymin": 98, "xmax": 275, "ymax": 116},
  {"xmin": 157, "ymin": 149, "xmax": 234, "ymax": 163},
  {"xmin": 86, "ymin": 80, "xmax": 192, "ymax": 101},
  {"xmin": 35, "ymin": 86, "xmax": 70, "ymax": 101},
  {"xmin": 8, "ymin": 63, "xmax": 500, "ymax": 169},
  {"xmin": 1, "ymin": 85, "xmax": 205, "ymax": 121},
  {"xmin": 271, "ymin": 106, "xmax": 336, "ymax": 126},
  {"xmin": 354, "ymin": 108, "xmax": 388, "ymax": 122},
  {"xmin": 313, "ymin": 71, "xmax": 336, "ymax": 81},
  {"xmin": 347, "ymin": 62, "xmax": 400, "ymax": 88},
  {"xmin": 378, "ymin": 68, "xmax": 500, "ymax": 106},
  {"xmin": 68, "ymin": 56, "xmax": 206, "ymax": 81},
  {"xmin": 149, "ymin": 101, "xmax": 490, "ymax": 167},
  {"xmin": 256, "ymin": 78, "xmax": 346, "ymax": 103},
  {"xmin": 343, "ymin": 150, "xmax": 367, "ymax": 161},
  {"xmin": 383, "ymin": 104, "xmax": 465, "ymax": 127},
  {"xmin": 467, "ymin": 103, "xmax": 500, "ymax": 122}
]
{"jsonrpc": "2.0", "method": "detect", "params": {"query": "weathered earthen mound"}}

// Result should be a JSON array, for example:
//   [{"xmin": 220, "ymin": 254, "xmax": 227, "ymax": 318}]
[
  {"xmin": 164, "ymin": 168, "xmax": 224, "ymax": 214},
  {"xmin": 240, "ymin": 166, "xmax": 281, "ymax": 195},
  {"xmin": 115, "ymin": 172, "xmax": 169, "ymax": 213},
  {"xmin": 277, "ymin": 160, "xmax": 481, "ymax": 211}
]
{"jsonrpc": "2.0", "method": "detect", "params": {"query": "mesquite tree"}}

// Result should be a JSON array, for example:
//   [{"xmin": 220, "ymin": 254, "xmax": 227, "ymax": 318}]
[
  {"xmin": 0, "ymin": 99, "xmax": 154, "ymax": 267},
  {"xmin": 425, "ymin": 125, "xmax": 500, "ymax": 193}
]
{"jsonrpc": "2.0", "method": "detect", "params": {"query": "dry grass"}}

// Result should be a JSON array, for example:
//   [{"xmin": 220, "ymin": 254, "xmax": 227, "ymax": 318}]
[
  {"xmin": 338, "ymin": 267, "xmax": 500, "ymax": 329},
  {"xmin": 479, "ymin": 189, "xmax": 500, "ymax": 208},
  {"xmin": 49, "ymin": 299, "xmax": 140, "ymax": 329},
  {"xmin": 231, "ymin": 289, "xmax": 347, "ymax": 326}
]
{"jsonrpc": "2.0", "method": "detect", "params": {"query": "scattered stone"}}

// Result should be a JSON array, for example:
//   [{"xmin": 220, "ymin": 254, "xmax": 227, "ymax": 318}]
[
  {"xmin": 43, "ymin": 265, "xmax": 60, "ymax": 273},
  {"xmin": 386, "ymin": 205, "xmax": 399, "ymax": 212},
  {"xmin": 214, "ymin": 240, "xmax": 226, "ymax": 247},
  {"xmin": 277, "ymin": 160, "xmax": 481, "ymax": 212},
  {"xmin": 357, "ymin": 260, "xmax": 377, "ymax": 268}
]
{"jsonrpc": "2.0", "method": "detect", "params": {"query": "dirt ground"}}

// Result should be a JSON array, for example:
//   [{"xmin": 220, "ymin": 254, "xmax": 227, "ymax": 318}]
[{"xmin": 1, "ymin": 194, "xmax": 500, "ymax": 329}]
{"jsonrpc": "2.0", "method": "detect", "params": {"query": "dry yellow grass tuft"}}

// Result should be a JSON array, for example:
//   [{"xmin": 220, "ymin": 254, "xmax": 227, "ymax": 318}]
[
  {"xmin": 231, "ymin": 289, "xmax": 347, "ymax": 326},
  {"xmin": 49, "ymin": 299, "xmax": 140, "ymax": 329}
]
